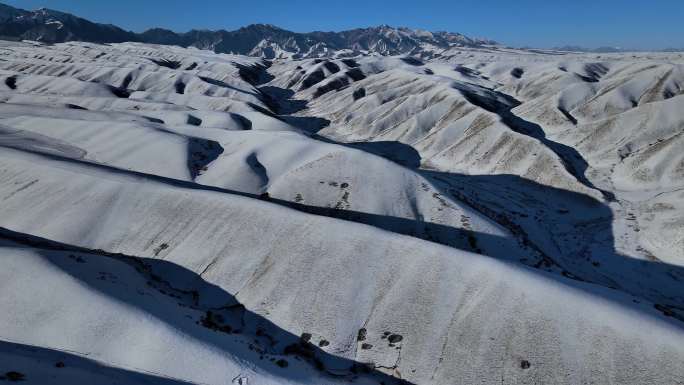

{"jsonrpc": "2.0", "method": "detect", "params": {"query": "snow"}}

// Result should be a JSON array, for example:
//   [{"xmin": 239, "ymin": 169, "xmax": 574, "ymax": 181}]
[{"xmin": 0, "ymin": 40, "xmax": 683, "ymax": 384}]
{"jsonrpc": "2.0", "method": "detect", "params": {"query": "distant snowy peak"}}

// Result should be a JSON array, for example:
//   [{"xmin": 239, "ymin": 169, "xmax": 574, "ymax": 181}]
[
  {"xmin": 0, "ymin": 4, "xmax": 137, "ymax": 43},
  {"xmin": 0, "ymin": 2, "xmax": 496, "ymax": 58},
  {"xmin": 238, "ymin": 25, "xmax": 498, "ymax": 58},
  {"xmin": 323, "ymin": 25, "xmax": 497, "ymax": 57},
  {"xmin": 552, "ymin": 45, "xmax": 631, "ymax": 53},
  {"xmin": 140, "ymin": 24, "xmax": 498, "ymax": 59}
]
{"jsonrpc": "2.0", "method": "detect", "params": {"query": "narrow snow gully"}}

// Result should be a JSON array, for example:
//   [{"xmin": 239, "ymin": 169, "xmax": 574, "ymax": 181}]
[{"xmin": 458, "ymin": 87, "xmax": 616, "ymax": 202}]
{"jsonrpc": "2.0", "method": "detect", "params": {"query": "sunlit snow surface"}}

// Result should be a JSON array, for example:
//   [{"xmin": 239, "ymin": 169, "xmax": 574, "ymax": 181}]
[{"xmin": 1, "ymin": 40, "xmax": 684, "ymax": 384}]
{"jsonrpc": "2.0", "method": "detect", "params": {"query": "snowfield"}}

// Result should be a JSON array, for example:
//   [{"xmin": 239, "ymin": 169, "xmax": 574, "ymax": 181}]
[{"xmin": 0, "ymin": 39, "xmax": 684, "ymax": 385}]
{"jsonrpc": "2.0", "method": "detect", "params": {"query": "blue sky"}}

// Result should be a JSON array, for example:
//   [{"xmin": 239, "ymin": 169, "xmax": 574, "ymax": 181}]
[{"xmin": 4, "ymin": 0, "xmax": 683, "ymax": 49}]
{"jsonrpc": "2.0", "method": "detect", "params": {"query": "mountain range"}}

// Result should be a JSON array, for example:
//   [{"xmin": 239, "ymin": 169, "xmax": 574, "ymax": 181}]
[
  {"xmin": 549, "ymin": 45, "xmax": 683, "ymax": 53},
  {"xmin": 0, "ymin": 2, "xmax": 496, "ymax": 58}
]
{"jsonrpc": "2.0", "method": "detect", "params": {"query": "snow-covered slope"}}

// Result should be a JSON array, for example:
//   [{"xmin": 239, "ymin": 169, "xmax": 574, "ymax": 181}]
[
  {"xmin": 2, "ymin": 143, "xmax": 684, "ymax": 385},
  {"xmin": 277, "ymin": 50, "xmax": 684, "ymax": 308},
  {"xmin": 1, "ymin": 40, "xmax": 684, "ymax": 385}
]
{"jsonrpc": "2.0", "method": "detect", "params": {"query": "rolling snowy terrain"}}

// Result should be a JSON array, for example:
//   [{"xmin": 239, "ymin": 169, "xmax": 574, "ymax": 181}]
[{"xmin": 0, "ymin": 11, "xmax": 684, "ymax": 385}]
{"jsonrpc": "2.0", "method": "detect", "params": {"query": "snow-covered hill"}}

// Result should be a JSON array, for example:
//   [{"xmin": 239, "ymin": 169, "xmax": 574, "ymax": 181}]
[{"xmin": 0, "ymin": 38, "xmax": 684, "ymax": 385}]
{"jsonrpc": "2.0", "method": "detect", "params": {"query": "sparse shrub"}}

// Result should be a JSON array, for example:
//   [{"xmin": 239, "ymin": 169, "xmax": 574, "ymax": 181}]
[{"xmin": 275, "ymin": 359, "xmax": 288, "ymax": 368}]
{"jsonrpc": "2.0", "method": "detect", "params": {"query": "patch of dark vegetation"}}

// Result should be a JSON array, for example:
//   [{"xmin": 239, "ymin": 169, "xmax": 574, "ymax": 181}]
[
  {"xmin": 153, "ymin": 243, "xmax": 169, "ymax": 256},
  {"xmin": 1, "ymin": 371, "xmax": 25, "ymax": 382},
  {"xmin": 5, "ymin": 75, "xmax": 17, "ymax": 90},
  {"xmin": 561, "ymin": 270, "xmax": 584, "ymax": 281},
  {"xmin": 387, "ymin": 334, "xmax": 403, "ymax": 344},
  {"xmin": 283, "ymin": 338, "xmax": 325, "ymax": 371},
  {"xmin": 353, "ymin": 87, "xmax": 366, "ymax": 101},
  {"xmin": 350, "ymin": 362, "xmax": 374, "ymax": 375},
  {"xmin": 68, "ymin": 254, "xmax": 85, "ymax": 263},
  {"xmin": 510, "ymin": 67, "xmax": 524, "ymax": 79},
  {"xmin": 655, "ymin": 303, "xmax": 675, "ymax": 317},
  {"xmin": 275, "ymin": 359, "xmax": 289, "ymax": 368},
  {"xmin": 357, "ymin": 328, "xmax": 367, "ymax": 341},
  {"xmin": 97, "ymin": 271, "xmax": 118, "ymax": 283},
  {"xmin": 150, "ymin": 58, "xmax": 182, "ymax": 69},
  {"xmin": 200, "ymin": 310, "xmax": 233, "ymax": 333},
  {"xmin": 334, "ymin": 189, "xmax": 350, "ymax": 209}
]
